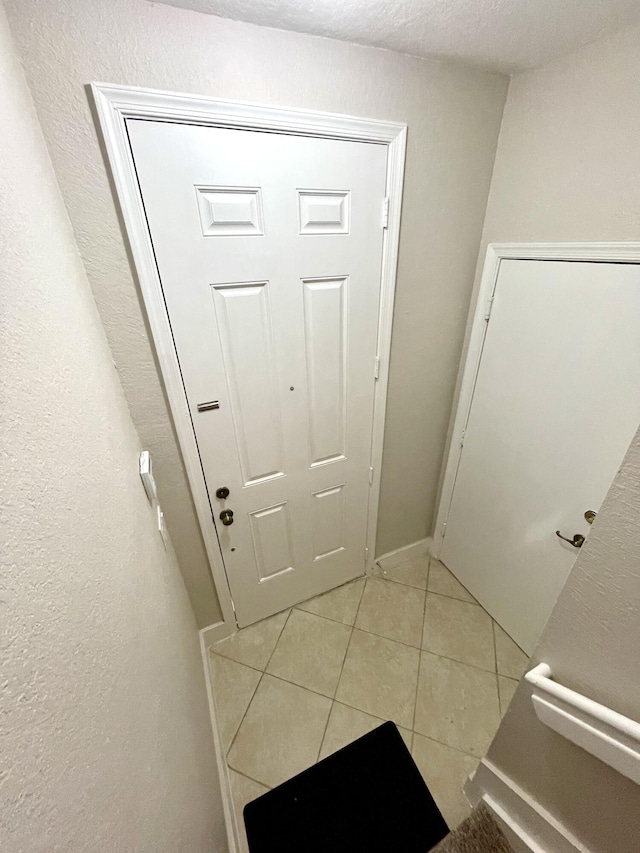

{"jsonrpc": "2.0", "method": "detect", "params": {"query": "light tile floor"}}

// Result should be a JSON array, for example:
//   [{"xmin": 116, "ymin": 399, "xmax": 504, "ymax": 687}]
[{"xmin": 209, "ymin": 557, "xmax": 529, "ymax": 850}]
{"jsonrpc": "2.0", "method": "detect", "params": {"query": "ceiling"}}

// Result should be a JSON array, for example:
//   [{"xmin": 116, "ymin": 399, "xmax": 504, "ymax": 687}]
[{"xmin": 156, "ymin": 0, "xmax": 640, "ymax": 73}]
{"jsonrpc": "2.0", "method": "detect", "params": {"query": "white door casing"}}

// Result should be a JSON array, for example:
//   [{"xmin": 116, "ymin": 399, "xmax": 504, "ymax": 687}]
[
  {"xmin": 435, "ymin": 245, "xmax": 640, "ymax": 653},
  {"xmin": 91, "ymin": 85, "xmax": 406, "ymax": 633}
]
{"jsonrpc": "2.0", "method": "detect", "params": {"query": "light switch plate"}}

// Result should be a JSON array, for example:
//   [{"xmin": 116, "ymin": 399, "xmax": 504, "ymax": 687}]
[{"xmin": 139, "ymin": 450, "xmax": 157, "ymax": 503}]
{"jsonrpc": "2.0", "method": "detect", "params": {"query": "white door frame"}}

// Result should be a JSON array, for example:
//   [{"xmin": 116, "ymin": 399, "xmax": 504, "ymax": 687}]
[
  {"xmin": 91, "ymin": 83, "xmax": 407, "ymax": 639},
  {"xmin": 433, "ymin": 241, "xmax": 640, "ymax": 560}
]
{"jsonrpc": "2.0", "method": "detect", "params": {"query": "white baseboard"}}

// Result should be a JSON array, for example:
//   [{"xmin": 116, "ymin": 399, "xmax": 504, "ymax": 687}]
[
  {"xmin": 200, "ymin": 618, "xmax": 236, "ymax": 648},
  {"xmin": 199, "ymin": 632, "xmax": 240, "ymax": 853},
  {"xmin": 372, "ymin": 537, "xmax": 432, "ymax": 572},
  {"xmin": 466, "ymin": 759, "xmax": 590, "ymax": 853}
]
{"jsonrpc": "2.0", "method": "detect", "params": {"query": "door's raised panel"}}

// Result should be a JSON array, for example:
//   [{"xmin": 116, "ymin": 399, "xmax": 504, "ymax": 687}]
[
  {"xmin": 196, "ymin": 186, "xmax": 264, "ymax": 236},
  {"xmin": 249, "ymin": 502, "xmax": 295, "ymax": 581},
  {"xmin": 311, "ymin": 484, "xmax": 346, "ymax": 561},
  {"xmin": 302, "ymin": 277, "xmax": 348, "ymax": 467},
  {"xmin": 212, "ymin": 281, "xmax": 285, "ymax": 485},
  {"xmin": 298, "ymin": 190, "xmax": 350, "ymax": 235}
]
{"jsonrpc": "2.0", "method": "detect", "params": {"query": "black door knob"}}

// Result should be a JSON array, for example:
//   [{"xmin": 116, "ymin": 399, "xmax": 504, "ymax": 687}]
[
  {"xmin": 216, "ymin": 486, "xmax": 230, "ymax": 499},
  {"xmin": 219, "ymin": 509, "xmax": 234, "ymax": 526}
]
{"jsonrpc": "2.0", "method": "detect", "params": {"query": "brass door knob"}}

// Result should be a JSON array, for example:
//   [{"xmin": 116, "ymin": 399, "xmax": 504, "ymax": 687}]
[{"xmin": 219, "ymin": 509, "xmax": 234, "ymax": 526}]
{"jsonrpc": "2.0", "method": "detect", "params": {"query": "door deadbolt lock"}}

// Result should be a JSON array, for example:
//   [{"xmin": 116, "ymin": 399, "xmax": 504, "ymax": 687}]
[
  {"xmin": 216, "ymin": 486, "xmax": 230, "ymax": 500},
  {"xmin": 584, "ymin": 510, "xmax": 597, "ymax": 524},
  {"xmin": 219, "ymin": 509, "xmax": 234, "ymax": 526}
]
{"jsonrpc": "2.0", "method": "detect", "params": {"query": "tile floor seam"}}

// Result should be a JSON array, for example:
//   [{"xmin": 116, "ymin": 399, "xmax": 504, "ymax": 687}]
[
  {"xmin": 208, "ymin": 652, "xmax": 264, "ymax": 755},
  {"xmin": 262, "ymin": 608, "xmax": 293, "ymax": 673},
  {"xmin": 492, "ymin": 620, "xmax": 502, "ymax": 713},
  {"xmin": 413, "ymin": 731, "xmax": 479, "ymax": 761},
  {"xmin": 425, "ymin": 589, "xmax": 479, "ymax": 606},
  {"xmin": 295, "ymin": 575, "xmax": 366, "ymax": 625},
  {"xmin": 210, "ymin": 648, "xmax": 264, "ymax": 676},
  {"xmin": 375, "ymin": 573, "xmax": 426, "ymax": 592},
  {"xmin": 350, "ymin": 621, "xmax": 422, "ymax": 651},
  {"xmin": 257, "ymin": 669, "xmax": 339, "ymax": 703},
  {"xmin": 229, "ymin": 767, "xmax": 273, "ymax": 792},
  {"xmin": 317, "ymin": 576, "xmax": 368, "ymax": 761},
  {"xmin": 225, "ymin": 671, "xmax": 266, "ymax": 761},
  {"xmin": 426, "ymin": 588, "xmax": 481, "ymax": 606},
  {"xmin": 411, "ymin": 556, "xmax": 432, "ymax": 737},
  {"xmin": 293, "ymin": 601, "xmax": 361, "ymax": 630},
  {"xmin": 341, "ymin": 619, "xmax": 498, "ymax": 675}
]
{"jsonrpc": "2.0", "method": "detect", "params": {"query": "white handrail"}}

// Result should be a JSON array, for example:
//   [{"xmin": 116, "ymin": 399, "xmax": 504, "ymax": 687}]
[{"xmin": 525, "ymin": 663, "xmax": 640, "ymax": 745}]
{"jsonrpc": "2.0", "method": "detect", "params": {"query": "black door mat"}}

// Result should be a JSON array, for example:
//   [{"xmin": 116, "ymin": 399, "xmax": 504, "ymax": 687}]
[{"xmin": 244, "ymin": 720, "xmax": 450, "ymax": 852}]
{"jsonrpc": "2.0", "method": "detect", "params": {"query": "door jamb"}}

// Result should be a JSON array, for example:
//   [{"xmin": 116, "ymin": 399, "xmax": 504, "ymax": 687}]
[
  {"xmin": 91, "ymin": 83, "xmax": 407, "ymax": 639},
  {"xmin": 432, "ymin": 241, "xmax": 640, "ymax": 560}
]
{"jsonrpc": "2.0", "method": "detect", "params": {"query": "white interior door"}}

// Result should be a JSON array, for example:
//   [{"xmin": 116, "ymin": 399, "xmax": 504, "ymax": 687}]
[
  {"xmin": 127, "ymin": 120, "xmax": 388, "ymax": 626},
  {"xmin": 440, "ymin": 259, "xmax": 640, "ymax": 653}
]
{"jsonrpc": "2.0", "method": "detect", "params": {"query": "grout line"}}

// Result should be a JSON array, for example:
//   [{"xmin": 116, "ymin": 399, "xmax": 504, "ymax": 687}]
[
  {"xmin": 210, "ymin": 650, "xmax": 265, "ymax": 675},
  {"xmin": 427, "ymin": 589, "xmax": 480, "ymax": 606},
  {"xmin": 207, "ymin": 650, "xmax": 262, "ymax": 756},
  {"xmin": 262, "ymin": 669, "xmax": 335, "ymax": 701},
  {"xmin": 369, "ymin": 571, "xmax": 428, "ymax": 592},
  {"xmin": 492, "ymin": 619, "xmax": 506, "ymax": 716},
  {"xmin": 225, "ymin": 671, "xmax": 265, "ymax": 761},
  {"xmin": 413, "ymin": 731, "xmax": 481, "ymax": 762},
  {"xmin": 411, "ymin": 556, "xmax": 432, "ymax": 742},
  {"xmin": 226, "ymin": 767, "xmax": 273, "ymax": 792},
  {"xmin": 263, "ymin": 608, "xmax": 293, "ymax": 672},
  {"xmin": 316, "ymin": 576, "xmax": 368, "ymax": 762},
  {"xmin": 315, "ymin": 699, "xmax": 334, "ymax": 764},
  {"xmin": 223, "ymin": 609, "xmax": 293, "ymax": 760}
]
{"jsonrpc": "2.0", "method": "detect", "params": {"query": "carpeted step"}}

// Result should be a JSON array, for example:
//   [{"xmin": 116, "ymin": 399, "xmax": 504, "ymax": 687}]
[{"xmin": 430, "ymin": 804, "xmax": 513, "ymax": 853}]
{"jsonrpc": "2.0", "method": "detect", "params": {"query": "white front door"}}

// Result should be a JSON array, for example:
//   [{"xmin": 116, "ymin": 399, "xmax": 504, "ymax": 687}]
[
  {"xmin": 127, "ymin": 120, "xmax": 388, "ymax": 626},
  {"xmin": 439, "ymin": 259, "xmax": 640, "ymax": 653}
]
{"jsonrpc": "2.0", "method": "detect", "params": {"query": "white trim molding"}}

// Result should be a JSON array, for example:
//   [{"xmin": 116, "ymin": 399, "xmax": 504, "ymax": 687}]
[
  {"xmin": 90, "ymin": 82, "xmax": 407, "ymax": 634},
  {"xmin": 373, "ymin": 537, "xmax": 432, "ymax": 575},
  {"xmin": 467, "ymin": 759, "xmax": 590, "ymax": 853},
  {"xmin": 433, "ymin": 241, "xmax": 640, "ymax": 558},
  {"xmin": 199, "ymin": 631, "xmax": 239, "ymax": 853},
  {"xmin": 200, "ymin": 619, "xmax": 236, "ymax": 647}
]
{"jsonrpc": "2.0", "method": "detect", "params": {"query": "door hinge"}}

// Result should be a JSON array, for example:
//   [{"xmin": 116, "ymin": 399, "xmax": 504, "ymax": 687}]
[
  {"xmin": 364, "ymin": 545, "xmax": 369, "ymax": 564},
  {"xmin": 484, "ymin": 295, "xmax": 495, "ymax": 321},
  {"xmin": 440, "ymin": 521, "xmax": 447, "ymax": 539},
  {"xmin": 382, "ymin": 197, "xmax": 389, "ymax": 229},
  {"xmin": 374, "ymin": 356, "xmax": 380, "ymax": 380},
  {"xmin": 460, "ymin": 429, "xmax": 466, "ymax": 448},
  {"xmin": 369, "ymin": 466, "xmax": 374, "ymax": 485}
]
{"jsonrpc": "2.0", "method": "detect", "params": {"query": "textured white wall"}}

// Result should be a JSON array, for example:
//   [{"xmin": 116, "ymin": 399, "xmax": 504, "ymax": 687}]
[
  {"xmin": 469, "ymin": 23, "xmax": 640, "ymax": 853},
  {"xmin": 0, "ymin": 6, "xmax": 227, "ymax": 851},
  {"xmin": 4, "ymin": 0, "xmax": 508, "ymax": 624}
]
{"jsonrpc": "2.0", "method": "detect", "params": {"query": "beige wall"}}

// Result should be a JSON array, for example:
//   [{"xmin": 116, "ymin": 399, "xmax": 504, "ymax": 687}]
[
  {"xmin": 481, "ymin": 21, "xmax": 640, "ymax": 247},
  {"xmin": 0, "ymin": 6, "xmax": 227, "ymax": 850},
  {"xmin": 439, "ymin": 20, "xmax": 640, "ymax": 511},
  {"xmin": 4, "ymin": 0, "xmax": 508, "ymax": 624},
  {"xmin": 473, "ymin": 23, "xmax": 640, "ymax": 853}
]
